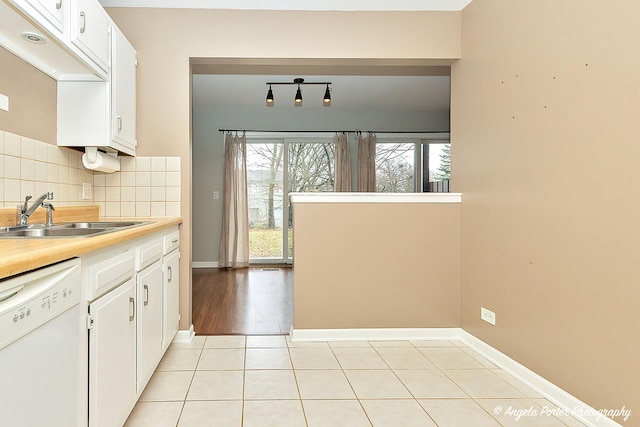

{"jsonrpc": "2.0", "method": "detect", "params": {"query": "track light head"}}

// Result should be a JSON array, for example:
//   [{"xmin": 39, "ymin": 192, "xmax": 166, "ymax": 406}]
[
  {"xmin": 294, "ymin": 84, "xmax": 303, "ymax": 107},
  {"xmin": 266, "ymin": 85, "xmax": 274, "ymax": 107},
  {"xmin": 323, "ymin": 84, "xmax": 331, "ymax": 107}
]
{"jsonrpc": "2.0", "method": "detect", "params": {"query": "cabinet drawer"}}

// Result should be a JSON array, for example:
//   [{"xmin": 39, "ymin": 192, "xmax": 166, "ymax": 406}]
[
  {"xmin": 87, "ymin": 249, "xmax": 135, "ymax": 301},
  {"xmin": 163, "ymin": 230, "xmax": 179, "ymax": 255},
  {"xmin": 136, "ymin": 238, "xmax": 163, "ymax": 272}
]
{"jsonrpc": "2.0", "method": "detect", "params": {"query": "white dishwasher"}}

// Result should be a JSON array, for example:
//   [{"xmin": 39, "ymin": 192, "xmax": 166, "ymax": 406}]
[{"xmin": 0, "ymin": 258, "xmax": 82, "ymax": 427}]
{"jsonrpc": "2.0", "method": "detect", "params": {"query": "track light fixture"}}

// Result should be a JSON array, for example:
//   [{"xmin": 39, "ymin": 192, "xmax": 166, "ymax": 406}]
[
  {"xmin": 294, "ymin": 82, "xmax": 303, "ymax": 107},
  {"xmin": 323, "ymin": 84, "xmax": 331, "ymax": 107},
  {"xmin": 266, "ymin": 84, "xmax": 274, "ymax": 107},
  {"xmin": 265, "ymin": 77, "xmax": 333, "ymax": 107}
]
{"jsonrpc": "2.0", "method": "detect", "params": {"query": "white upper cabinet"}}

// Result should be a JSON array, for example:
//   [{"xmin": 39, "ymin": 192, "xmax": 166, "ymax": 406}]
[
  {"xmin": 23, "ymin": 0, "xmax": 66, "ymax": 34},
  {"xmin": 58, "ymin": 13, "xmax": 137, "ymax": 156},
  {"xmin": 69, "ymin": 0, "xmax": 110, "ymax": 74},
  {"xmin": 111, "ymin": 27, "xmax": 137, "ymax": 152},
  {"xmin": 57, "ymin": 21, "xmax": 137, "ymax": 155}
]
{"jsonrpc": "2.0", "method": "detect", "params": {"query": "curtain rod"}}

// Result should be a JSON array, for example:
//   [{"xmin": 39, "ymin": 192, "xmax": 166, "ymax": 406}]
[{"xmin": 218, "ymin": 129, "xmax": 448, "ymax": 134}]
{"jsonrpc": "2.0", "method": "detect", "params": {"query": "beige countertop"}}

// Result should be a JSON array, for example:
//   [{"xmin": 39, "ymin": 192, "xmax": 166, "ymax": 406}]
[{"xmin": 0, "ymin": 216, "xmax": 182, "ymax": 280}]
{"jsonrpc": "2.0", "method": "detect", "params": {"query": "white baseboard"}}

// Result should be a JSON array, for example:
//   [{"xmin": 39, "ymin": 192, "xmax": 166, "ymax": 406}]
[
  {"xmin": 290, "ymin": 327, "xmax": 623, "ymax": 427},
  {"xmin": 290, "ymin": 327, "xmax": 461, "ymax": 342},
  {"xmin": 172, "ymin": 324, "xmax": 195, "ymax": 343},
  {"xmin": 192, "ymin": 261, "xmax": 219, "ymax": 268},
  {"xmin": 458, "ymin": 331, "xmax": 623, "ymax": 427}
]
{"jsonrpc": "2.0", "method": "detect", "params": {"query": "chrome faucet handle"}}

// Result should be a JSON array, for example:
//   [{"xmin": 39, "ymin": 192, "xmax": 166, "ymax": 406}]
[
  {"xmin": 21, "ymin": 196, "xmax": 32, "ymax": 214},
  {"xmin": 46, "ymin": 192, "xmax": 54, "ymax": 200}
]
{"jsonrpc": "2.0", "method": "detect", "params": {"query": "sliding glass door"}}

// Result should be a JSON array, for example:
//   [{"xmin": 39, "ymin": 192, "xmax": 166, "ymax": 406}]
[
  {"xmin": 246, "ymin": 141, "xmax": 285, "ymax": 261},
  {"xmin": 246, "ymin": 138, "xmax": 335, "ymax": 264}
]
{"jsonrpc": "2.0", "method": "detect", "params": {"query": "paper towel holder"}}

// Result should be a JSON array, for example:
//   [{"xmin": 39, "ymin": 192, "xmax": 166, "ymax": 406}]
[{"xmin": 82, "ymin": 147, "xmax": 121, "ymax": 173}]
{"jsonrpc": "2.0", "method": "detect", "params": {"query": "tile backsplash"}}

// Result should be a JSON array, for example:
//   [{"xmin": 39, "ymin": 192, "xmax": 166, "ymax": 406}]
[
  {"xmin": 0, "ymin": 130, "xmax": 181, "ymax": 218},
  {"xmin": 94, "ymin": 156, "xmax": 181, "ymax": 217}
]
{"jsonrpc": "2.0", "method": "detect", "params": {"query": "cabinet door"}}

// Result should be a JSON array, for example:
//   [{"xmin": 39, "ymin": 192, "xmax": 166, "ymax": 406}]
[
  {"xmin": 88, "ymin": 277, "xmax": 136, "ymax": 427},
  {"xmin": 163, "ymin": 250, "xmax": 180, "ymax": 348},
  {"xmin": 137, "ymin": 260, "xmax": 163, "ymax": 393},
  {"xmin": 25, "ymin": 0, "xmax": 65, "ymax": 33},
  {"xmin": 70, "ymin": 0, "xmax": 110, "ymax": 73},
  {"xmin": 111, "ymin": 27, "xmax": 137, "ymax": 153}
]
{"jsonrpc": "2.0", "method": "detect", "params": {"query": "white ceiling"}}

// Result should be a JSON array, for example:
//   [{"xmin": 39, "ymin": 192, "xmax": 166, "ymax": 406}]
[{"xmin": 192, "ymin": 74, "xmax": 451, "ymax": 112}]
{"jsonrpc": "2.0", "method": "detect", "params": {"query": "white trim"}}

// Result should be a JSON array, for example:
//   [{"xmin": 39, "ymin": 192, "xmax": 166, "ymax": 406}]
[
  {"xmin": 290, "ymin": 192, "xmax": 461, "ymax": 204},
  {"xmin": 290, "ymin": 327, "xmax": 461, "ymax": 342},
  {"xmin": 290, "ymin": 328, "xmax": 623, "ymax": 427},
  {"xmin": 172, "ymin": 325, "xmax": 195, "ymax": 343},
  {"xmin": 192, "ymin": 261, "xmax": 219, "ymax": 268},
  {"xmin": 98, "ymin": 0, "xmax": 473, "ymax": 12},
  {"xmin": 458, "ymin": 331, "xmax": 623, "ymax": 427}
]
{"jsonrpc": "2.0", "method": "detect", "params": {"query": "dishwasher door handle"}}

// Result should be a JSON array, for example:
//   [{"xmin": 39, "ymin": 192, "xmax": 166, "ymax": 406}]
[
  {"xmin": 0, "ymin": 285, "xmax": 24, "ymax": 303},
  {"xmin": 129, "ymin": 297, "xmax": 135, "ymax": 321}
]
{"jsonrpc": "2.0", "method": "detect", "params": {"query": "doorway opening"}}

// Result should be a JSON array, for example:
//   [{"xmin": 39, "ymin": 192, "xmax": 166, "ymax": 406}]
[{"xmin": 190, "ymin": 58, "xmax": 451, "ymax": 335}]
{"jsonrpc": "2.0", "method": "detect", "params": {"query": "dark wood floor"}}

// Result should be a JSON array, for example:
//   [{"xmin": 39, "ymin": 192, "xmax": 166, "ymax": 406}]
[{"xmin": 192, "ymin": 267, "xmax": 293, "ymax": 335}]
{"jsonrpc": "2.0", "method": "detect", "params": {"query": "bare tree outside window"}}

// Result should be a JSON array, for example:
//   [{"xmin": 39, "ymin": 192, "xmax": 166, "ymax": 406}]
[{"xmin": 375, "ymin": 142, "xmax": 415, "ymax": 192}]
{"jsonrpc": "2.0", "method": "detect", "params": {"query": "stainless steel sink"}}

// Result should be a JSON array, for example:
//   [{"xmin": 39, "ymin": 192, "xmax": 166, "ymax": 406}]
[
  {"xmin": 0, "ymin": 221, "xmax": 150, "ymax": 239},
  {"xmin": 62, "ymin": 221, "xmax": 145, "ymax": 229},
  {"xmin": 1, "ymin": 227, "xmax": 108, "ymax": 237}
]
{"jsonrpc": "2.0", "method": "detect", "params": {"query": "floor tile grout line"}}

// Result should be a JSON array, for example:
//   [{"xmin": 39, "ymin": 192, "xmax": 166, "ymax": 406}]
[
  {"xmin": 369, "ymin": 344, "xmax": 451, "ymax": 427},
  {"xmin": 327, "ymin": 343, "xmax": 374, "ymax": 427},
  {"xmin": 174, "ymin": 341, "xmax": 204, "ymax": 426},
  {"xmin": 241, "ymin": 337, "xmax": 247, "ymax": 427},
  {"xmin": 285, "ymin": 337, "xmax": 310, "ymax": 427}
]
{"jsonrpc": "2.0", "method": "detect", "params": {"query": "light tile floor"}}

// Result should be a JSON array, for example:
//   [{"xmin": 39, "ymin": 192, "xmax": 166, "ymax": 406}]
[{"xmin": 124, "ymin": 336, "xmax": 587, "ymax": 427}]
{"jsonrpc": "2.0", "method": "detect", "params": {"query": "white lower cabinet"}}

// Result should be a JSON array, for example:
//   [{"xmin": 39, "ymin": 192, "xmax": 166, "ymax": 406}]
[
  {"xmin": 136, "ymin": 259, "xmax": 164, "ymax": 393},
  {"xmin": 88, "ymin": 277, "xmax": 136, "ymax": 427},
  {"xmin": 83, "ymin": 225, "xmax": 180, "ymax": 427}
]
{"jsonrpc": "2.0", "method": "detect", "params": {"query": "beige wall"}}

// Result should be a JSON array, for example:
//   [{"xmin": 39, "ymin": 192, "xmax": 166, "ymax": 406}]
[
  {"xmin": 105, "ymin": 7, "xmax": 462, "ymax": 329},
  {"xmin": 293, "ymin": 202, "xmax": 460, "ymax": 329},
  {"xmin": 452, "ymin": 0, "xmax": 640, "ymax": 421},
  {"xmin": 0, "ymin": 47, "xmax": 56, "ymax": 144}
]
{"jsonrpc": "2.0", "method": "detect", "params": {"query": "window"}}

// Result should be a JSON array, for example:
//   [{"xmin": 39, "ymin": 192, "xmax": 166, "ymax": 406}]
[
  {"xmin": 422, "ymin": 141, "xmax": 450, "ymax": 193},
  {"xmin": 374, "ymin": 137, "xmax": 450, "ymax": 193},
  {"xmin": 244, "ymin": 133, "xmax": 449, "ymax": 262},
  {"xmin": 375, "ymin": 142, "xmax": 416, "ymax": 192},
  {"xmin": 246, "ymin": 137, "xmax": 335, "ymax": 263}
]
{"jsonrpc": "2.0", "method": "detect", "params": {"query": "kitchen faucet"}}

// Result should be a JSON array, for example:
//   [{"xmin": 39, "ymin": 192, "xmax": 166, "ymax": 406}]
[{"xmin": 17, "ymin": 192, "xmax": 54, "ymax": 226}]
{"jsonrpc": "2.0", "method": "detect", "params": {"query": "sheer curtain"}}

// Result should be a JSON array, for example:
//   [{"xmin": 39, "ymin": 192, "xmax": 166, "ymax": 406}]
[
  {"xmin": 218, "ymin": 132, "xmax": 249, "ymax": 268},
  {"xmin": 334, "ymin": 132, "xmax": 352, "ymax": 192},
  {"xmin": 357, "ymin": 132, "xmax": 376, "ymax": 192}
]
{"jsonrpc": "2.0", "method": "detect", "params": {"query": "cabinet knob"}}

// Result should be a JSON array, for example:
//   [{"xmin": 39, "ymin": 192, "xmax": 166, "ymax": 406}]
[
  {"xmin": 168, "ymin": 266, "xmax": 172, "ymax": 282},
  {"xmin": 143, "ymin": 284, "xmax": 149, "ymax": 306},
  {"xmin": 129, "ymin": 297, "xmax": 135, "ymax": 321},
  {"xmin": 117, "ymin": 115, "xmax": 123, "ymax": 132},
  {"xmin": 56, "ymin": 0, "xmax": 62, "ymax": 10}
]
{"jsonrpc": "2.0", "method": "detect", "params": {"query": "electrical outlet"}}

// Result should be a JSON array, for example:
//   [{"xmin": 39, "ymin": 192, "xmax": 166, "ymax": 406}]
[
  {"xmin": 213, "ymin": 191, "xmax": 219, "ymax": 200},
  {"xmin": 480, "ymin": 307, "xmax": 496, "ymax": 325},
  {"xmin": 82, "ymin": 182, "xmax": 92, "ymax": 200}
]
